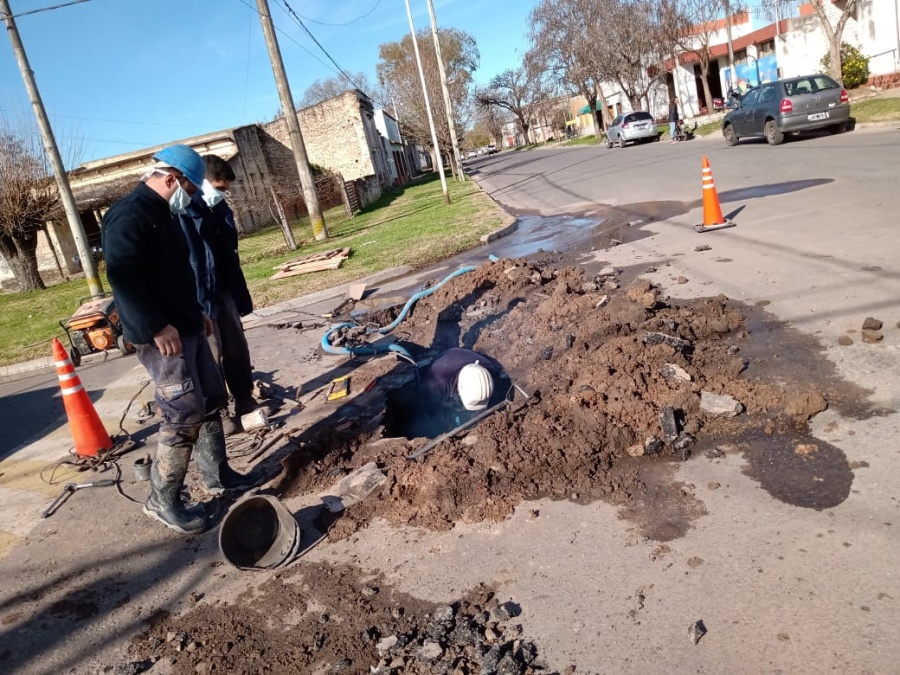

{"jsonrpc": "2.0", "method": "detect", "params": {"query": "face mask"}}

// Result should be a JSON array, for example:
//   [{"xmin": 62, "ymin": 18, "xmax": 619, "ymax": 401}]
[
  {"xmin": 169, "ymin": 183, "xmax": 191, "ymax": 215},
  {"xmin": 201, "ymin": 179, "xmax": 225, "ymax": 208}
]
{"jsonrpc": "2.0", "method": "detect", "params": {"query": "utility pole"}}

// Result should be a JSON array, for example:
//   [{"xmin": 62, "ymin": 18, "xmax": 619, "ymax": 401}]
[
  {"xmin": 255, "ymin": 0, "xmax": 328, "ymax": 240},
  {"xmin": 404, "ymin": 0, "xmax": 449, "ymax": 204},
  {"xmin": 0, "ymin": 0, "xmax": 102, "ymax": 296},
  {"xmin": 724, "ymin": 0, "xmax": 736, "ymax": 76},
  {"xmin": 426, "ymin": 0, "xmax": 464, "ymax": 182}
]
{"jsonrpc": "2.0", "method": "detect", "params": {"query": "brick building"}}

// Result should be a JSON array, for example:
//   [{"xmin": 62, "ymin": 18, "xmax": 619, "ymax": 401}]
[{"xmin": 0, "ymin": 90, "xmax": 418, "ymax": 288}]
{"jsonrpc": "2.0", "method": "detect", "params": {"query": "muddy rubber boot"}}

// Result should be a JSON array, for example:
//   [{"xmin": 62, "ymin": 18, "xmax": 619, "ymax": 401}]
[
  {"xmin": 143, "ymin": 444, "xmax": 209, "ymax": 534},
  {"xmin": 220, "ymin": 408, "xmax": 240, "ymax": 437},
  {"xmin": 194, "ymin": 418, "xmax": 262, "ymax": 496}
]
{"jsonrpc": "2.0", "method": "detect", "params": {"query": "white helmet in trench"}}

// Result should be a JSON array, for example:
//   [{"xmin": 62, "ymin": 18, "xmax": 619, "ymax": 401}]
[{"xmin": 457, "ymin": 361, "xmax": 494, "ymax": 411}]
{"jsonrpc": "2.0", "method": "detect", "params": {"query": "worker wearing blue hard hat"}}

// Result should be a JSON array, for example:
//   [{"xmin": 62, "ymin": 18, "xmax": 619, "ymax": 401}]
[{"xmin": 102, "ymin": 144, "xmax": 260, "ymax": 535}]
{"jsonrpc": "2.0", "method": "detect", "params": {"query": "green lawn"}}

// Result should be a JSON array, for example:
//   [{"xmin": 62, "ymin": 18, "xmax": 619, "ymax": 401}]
[
  {"xmin": 0, "ymin": 173, "xmax": 505, "ymax": 366},
  {"xmin": 850, "ymin": 96, "xmax": 900, "ymax": 123},
  {"xmin": 563, "ymin": 134, "xmax": 600, "ymax": 146}
]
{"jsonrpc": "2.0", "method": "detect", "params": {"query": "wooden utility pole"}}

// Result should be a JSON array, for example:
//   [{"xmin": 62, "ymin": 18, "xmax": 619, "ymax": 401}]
[
  {"xmin": 426, "ymin": 0, "xmax": 464, "ymax": 182},
  {"xmin": 724, "ymin": 0, "xmax": 736, "ymax": 76},
  {"xmin": 0, "ymin": 0, "xmax": 103, "ymax": 296},
  {"xmin": 403, "ymin": 0, "xmax": 449, "ymax": 204},
  {"xmin": 255, "ymin": 0, "xmax": 328, "ymax": 240}
]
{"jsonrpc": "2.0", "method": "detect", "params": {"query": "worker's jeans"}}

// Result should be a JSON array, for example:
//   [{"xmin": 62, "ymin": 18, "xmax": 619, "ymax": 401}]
[
  {"xmin": 669, "ymin": 121, "xmax": 677, "ymax": 139},
  {"xmin": 208, "ymin": 293, "xmax": 254, "ymax": 403},
  {"xmin": 136, "ymin": 332, "xmax": 228, "ymax": 448}
]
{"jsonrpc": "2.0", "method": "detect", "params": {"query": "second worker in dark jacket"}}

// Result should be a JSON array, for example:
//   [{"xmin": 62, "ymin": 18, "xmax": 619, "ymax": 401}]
[{"xmin": 179, "ymin": 154, "xmax": 258, "ymax": 434}]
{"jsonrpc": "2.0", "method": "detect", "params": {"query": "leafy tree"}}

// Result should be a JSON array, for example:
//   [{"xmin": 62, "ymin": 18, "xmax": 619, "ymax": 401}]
[
  {"xmin": 821, "ymin": 42, "xmax": 869, "ymax": 88},
  {"xmin": 0, "ymin": 123, "xmax": 67, "ymax": 291},
  {"xmin": 377, "ymin": 28, "xmax": 479, "ymax": 169}
]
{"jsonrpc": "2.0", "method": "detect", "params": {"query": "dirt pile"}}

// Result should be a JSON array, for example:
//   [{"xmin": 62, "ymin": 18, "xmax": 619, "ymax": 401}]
[
  {"xmin": 278, "ymin": 258, "xmax": 840, "ymax": 536},
  {"xmin": 126, "ymin": 562, "xmax": 546, "ymax": 675}
]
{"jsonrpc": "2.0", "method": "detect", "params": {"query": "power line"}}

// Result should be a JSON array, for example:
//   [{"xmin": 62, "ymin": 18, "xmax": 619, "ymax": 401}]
[
  {"xmin": 0, "ymin": 0, "xmax": 91, "ymax": 20},
  {"xmin": 235, "ymin": 0, "xmax": 345, "ymax": 77},
  {"xmin": 289, "ymin": 0, "xmax": 382, "ymax": 27},
  {"xmin": 275, "ymin": 0, "xmax": 371, "ymax": 98}
]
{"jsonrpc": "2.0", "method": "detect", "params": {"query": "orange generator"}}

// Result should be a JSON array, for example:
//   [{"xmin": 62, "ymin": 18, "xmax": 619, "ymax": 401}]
[{"xmin": 59, "ymin": 294, "xmax": 134, "ymax": 366}]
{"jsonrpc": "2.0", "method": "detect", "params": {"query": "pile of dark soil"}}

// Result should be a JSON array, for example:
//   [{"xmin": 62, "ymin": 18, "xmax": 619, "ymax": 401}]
[
  {"xmin": 277, "ymin": 259, "xmax": 840, "ymax": 537},
  {"xmin": 126, "ymin": 562, "xmax": 545, "ymax": 675}
]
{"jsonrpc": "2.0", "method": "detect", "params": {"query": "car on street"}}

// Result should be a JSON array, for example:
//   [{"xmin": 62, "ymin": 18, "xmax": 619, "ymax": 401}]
[
  {"xmin": 722, "ymin": 74, "xmax": 850, "ymax": 146},
  {"xmin": 466, "ymin": 149, "xmax": 478, "ymax": 159},
  {"xmin": 605, "ymin": 111, "xmax": 658, "ymax": 148}
]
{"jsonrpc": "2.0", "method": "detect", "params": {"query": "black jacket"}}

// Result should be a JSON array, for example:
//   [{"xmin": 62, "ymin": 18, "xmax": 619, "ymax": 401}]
[
  {"xmin": 423, "ymin": 348, "xmax": 504, "ymax": 402},
  {"xmin": 101, "ymin": 182, "xmax": 204, "ymax": 344},
  {"xmin": 208, "ymin": 200, "xmax": 253, "ymax": 316}
]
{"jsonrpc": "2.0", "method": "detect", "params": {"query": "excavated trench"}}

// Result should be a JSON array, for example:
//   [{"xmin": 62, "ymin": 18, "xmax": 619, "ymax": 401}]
[{"xmin": 124, "ymin": 257, "xmax": 887, "ymax": 675}]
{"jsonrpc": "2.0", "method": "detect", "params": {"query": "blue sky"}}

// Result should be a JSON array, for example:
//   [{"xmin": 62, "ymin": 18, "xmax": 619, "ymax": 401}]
[{"xmin": 0, "ymin": 0, "xmax": 540, "ymax": 163}]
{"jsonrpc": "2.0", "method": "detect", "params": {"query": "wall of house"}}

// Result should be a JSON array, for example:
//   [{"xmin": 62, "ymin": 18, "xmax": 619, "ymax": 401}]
[
  {"xmin": 856, "ymin": 0, "xmax": 900, "ymax": 75},
  {"xmin": 0, "ymin": 222, "xmax": 80, "ymax": 290}
]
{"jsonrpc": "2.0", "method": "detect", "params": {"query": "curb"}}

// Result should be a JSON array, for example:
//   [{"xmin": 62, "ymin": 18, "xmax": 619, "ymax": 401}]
[
  {"xmin": 481, "ymin": 217, "xmax": 519, "ymax": 244},
  {"xmin": 0, "ymin": 356, "xmax": 54, "ymax": 378}
]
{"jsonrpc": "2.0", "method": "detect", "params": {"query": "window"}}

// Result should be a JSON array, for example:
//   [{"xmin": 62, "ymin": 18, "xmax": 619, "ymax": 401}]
[
  {"xmin": 757, "ymin": 39, "xmax": 775, "ymax": 57},
  {"xmin": 742, "ymin": 89, "xmax": 760, "ymax": 107},
  {"xmin": 612, "ymin": 115, "xmax": 623, "ymax": 127},
  {"xmin": 785, "ymin": 78, "xmax": 814, "ymax": 96},
  {"xmin": 627, "ymin": 112, "xmax": 654, "ymax": 122},
  {"xmin": 758, "ymin": 84, "xmax": 777, "ymax": 104},
  {"xmin": 812, "ymin": 75, "xmax": 839, "ymax": 91}
]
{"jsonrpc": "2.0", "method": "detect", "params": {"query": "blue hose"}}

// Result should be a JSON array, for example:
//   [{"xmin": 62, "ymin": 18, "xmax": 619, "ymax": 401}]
[{"xmin": 320, "ymin": 265, "xmax": 477, "ymax": 359}]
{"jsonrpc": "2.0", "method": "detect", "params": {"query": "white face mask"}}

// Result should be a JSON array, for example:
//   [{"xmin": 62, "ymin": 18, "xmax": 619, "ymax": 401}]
[
  {"xmin": 153, "ymin": 169, "xmax": 192, "ymax": 214},
  {"xmin": 201, "ymin": 179, "xmax": 225, "ymax": 208},
  {"xmin": 169, "ymin": 183, "xmax": 192, "ymax": 215}
]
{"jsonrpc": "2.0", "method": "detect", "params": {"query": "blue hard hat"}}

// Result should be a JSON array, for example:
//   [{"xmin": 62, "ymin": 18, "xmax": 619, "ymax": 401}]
[{"xmin": 152, "ymin": 144, "xmax": 205, "ymax": 189}]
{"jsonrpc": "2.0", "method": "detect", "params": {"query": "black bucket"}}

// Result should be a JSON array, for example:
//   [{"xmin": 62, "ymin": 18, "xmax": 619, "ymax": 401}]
[{"xmin": 218, "ymin": 495, "xmax": 301, "ymax": 571}]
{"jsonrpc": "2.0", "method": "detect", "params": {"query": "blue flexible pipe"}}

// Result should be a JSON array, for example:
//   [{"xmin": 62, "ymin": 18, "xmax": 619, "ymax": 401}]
[{"xmin": 320, "ymin": 265, "xmax": 477, "ymax": 359}]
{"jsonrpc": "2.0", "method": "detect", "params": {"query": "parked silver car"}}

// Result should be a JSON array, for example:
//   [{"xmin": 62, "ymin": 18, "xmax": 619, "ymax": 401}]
[
  {"xmin": 605, "ymin": 111, "xmax": 659, "ymax": 148},
  {"xmin": 722, "ymin": 74, "xmax": 851, "ymax": 146}
]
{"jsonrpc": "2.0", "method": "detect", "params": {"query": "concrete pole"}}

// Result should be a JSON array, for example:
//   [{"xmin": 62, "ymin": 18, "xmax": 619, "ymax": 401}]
[
  {"xmin": 255, "ymin": 0, "xmax": 329, "ymax": 240},
  {"xmin": 0, "ymin": 0, "xmax": 103, "ymax": 296},
  {"xmin": 426, "ymin": 0, "xmax": 464, "ymax": 182},
  {"xmin": 404, "ymin": 0, "xmax": 449, "ymax": 204},
  {"xmin": 724, "ymin": 0, "xmax": 736, "ymax": 75}
]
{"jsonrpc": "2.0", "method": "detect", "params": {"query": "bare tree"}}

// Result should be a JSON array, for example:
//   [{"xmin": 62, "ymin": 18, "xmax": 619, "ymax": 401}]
[
  {"xmin": 670, "ymin": 0, "xmax": 729, "ymax": 110},
  {"xmin": 298, "ymin": 72, "xmax": 377, "ymax": 109},
  {"xmin": 529, "ymin": 0, "xmax": 614, "ymax": 139},
  {"xmin": 472, "ymin": 101, "xmax": 504, "ymax": 147},
  {"xmin": 476, "ymin": 67, "xmax": 542, "ymax": 145},
  {"xmin": 377, "ymin": 28, "xmax": 479, "ymax": 172},
  {"xmin": 0, "ymin": 120, "xmax": 70, "ymax": 291},
  {"xmin": 605, "ymin": 0, "xmax": 676, "ymax": 110},
  {"xmin": 811, "ymin": 0, "xmax": 858, "ymax": 83}
]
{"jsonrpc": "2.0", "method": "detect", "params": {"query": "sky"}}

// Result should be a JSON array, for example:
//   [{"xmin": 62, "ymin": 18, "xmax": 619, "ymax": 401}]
[{"xmin": 0, "ymin": 0, "xmax": 541, "ymax": 163}]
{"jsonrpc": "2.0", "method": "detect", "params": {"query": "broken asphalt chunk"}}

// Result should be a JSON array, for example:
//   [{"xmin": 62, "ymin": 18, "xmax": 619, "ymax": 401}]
[
  {"xmin": 700, "ymin": 391, "xmax": 744, "ymax": 418},
  {"xmin": 688, "ymin": 619, "xmax": 708, "ymax": 645},
  {"xmin": 660, "ymin": 363, "xmax": 691, "ymax": 382},
  {"xmin": 643, "ymin": 332, "xmax": 691, "ymax": 352},
  {"xmin": 659, "ymin": 406, "xmax": 679, "ymax": 442}
]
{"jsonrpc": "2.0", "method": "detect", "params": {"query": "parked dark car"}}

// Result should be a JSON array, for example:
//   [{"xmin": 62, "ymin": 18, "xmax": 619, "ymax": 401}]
[
  {"xmin": 722, "ymin": 74, "xmax": 850, "ymax": 146},
  {"xmin": 605, "ymin": 111, "xmax": 658, "ymax": 148}
]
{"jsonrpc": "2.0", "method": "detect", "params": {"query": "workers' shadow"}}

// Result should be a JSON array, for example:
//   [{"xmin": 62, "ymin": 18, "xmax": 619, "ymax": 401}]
[
  {"xmin": 429, "ymin": 281, "xmax": 498, "ymax": 352},
  {"xmin": 460, "ymin": 297, "xmax": 526, "ymax": 350}
]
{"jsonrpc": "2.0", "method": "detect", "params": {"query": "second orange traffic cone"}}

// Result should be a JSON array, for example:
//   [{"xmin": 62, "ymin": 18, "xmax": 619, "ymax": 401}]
[
  {"xmin": 52, "ymin": 338, "xmax": 113, "ymax": 458},
  {"xmin": 694, "ymin": 155, "xmax": 736, "ymax": 233}
]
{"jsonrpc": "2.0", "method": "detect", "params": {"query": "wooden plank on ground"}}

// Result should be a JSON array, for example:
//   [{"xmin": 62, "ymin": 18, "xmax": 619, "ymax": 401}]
[
  {"xmin": 269, "ymin": 248, "xmax": 350, "ymax": 280},
  {"xmin": 273, "ymin": 248, "xmax": 346, "ymax": 271}
]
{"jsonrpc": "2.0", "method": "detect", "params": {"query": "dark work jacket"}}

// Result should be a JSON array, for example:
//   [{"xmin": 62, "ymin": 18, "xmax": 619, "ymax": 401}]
[
  {"xmin": 423, "ymin": 348, "xmax": 505, "ymax": 403},
  {"xmin": 178, "ymin": 194, "xmax": 218, "ymax": 318},
  {"xmin": 101, "ymin": 182, "xmax": 204, "ymax": 344},
  {"xmin": 209, "ymin": 200, "xmax": 253, "ymax": 316}
]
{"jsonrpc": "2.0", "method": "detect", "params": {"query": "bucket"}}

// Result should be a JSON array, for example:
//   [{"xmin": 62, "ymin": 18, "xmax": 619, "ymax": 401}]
[
  {"xmin": 133, "ymin": 456, "xmax": 152, "ymax": 482},
  {"xmin": 240, "ymin": 408, "xmax": 269, "ymax": 431},
  {"xmin": 218, "ymin": 495, "xmax": 301, "ymax": 571}
]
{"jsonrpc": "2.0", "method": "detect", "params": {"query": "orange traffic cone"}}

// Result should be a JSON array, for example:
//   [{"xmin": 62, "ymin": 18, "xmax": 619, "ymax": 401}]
[
  {"xmin": 52, "ymin": 338, "xmax": 113, "ymax": 458},
  {"xmin": 694, "ymin": 155, "xmax": 736, "ymax": 233}
]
